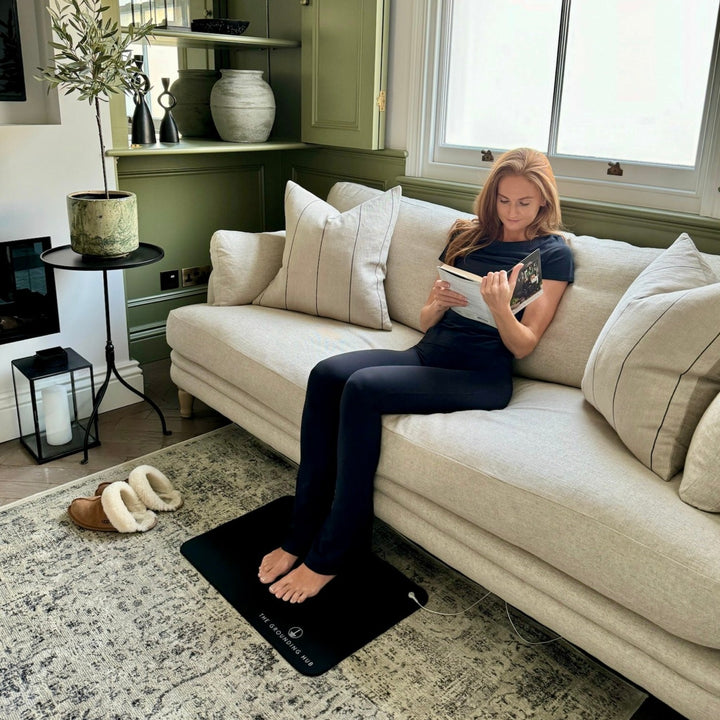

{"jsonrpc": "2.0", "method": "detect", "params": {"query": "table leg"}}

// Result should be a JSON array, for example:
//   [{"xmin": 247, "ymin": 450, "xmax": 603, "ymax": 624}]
[{"xmin": 80, "ymin": 269, "xmax": 171, "ymax": 464}]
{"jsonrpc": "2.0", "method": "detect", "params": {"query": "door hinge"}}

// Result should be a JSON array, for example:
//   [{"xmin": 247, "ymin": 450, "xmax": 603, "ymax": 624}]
[{"xmin": 376, "ymin": 90, "xmax": 386, "ymax": 112}]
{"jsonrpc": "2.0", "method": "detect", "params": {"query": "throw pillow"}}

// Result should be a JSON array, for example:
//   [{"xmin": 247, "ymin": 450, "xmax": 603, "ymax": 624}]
[
  {"xmin": 581, "ymin": 233, "xmax": 720, "ymax": 480},
  {"xmin": 253, "ymin": 181, "xmax": 401, "ymax": 329},
  {"xmin": 209, "ymin": 230, "xmax": 285, "ymax": 306},
  {"xmin": 679, "ymin": 393, "xmax": 720, "ymax": 512}
]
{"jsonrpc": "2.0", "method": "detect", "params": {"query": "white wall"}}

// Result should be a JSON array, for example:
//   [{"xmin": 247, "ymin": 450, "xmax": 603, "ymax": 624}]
[{"xmin": 0, "ymin": 94, "xmax": 142, "ymax": 444}]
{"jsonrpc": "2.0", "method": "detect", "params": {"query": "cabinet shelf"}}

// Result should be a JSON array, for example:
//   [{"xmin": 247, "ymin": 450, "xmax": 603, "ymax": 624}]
[
  {"xmin": 148, "ymin": 28, "xmax": 300, "ymax": 51},
  {"xmin": 107, "ymin": 138, "xmax": 310, "ymax": 157}
]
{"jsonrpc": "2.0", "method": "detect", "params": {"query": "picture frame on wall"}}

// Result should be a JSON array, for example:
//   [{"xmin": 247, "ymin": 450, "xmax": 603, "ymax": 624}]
[
  {"xmin": 0, "ymin": 0, "xmax": 60, "ymax": 125},
  {"xmin": 0, "ymin": 0, "xmax": 26, "ymax": 102}
]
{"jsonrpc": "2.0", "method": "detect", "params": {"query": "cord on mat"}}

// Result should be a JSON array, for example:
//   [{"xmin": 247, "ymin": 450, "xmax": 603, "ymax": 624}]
[{"xmin": 409, "ymin": 589, "xmax": 491, "ymax": 616}]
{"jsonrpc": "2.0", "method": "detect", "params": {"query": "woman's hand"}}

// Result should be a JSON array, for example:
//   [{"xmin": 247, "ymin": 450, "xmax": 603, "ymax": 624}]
[
  {"xmin": 432, "ymin": 279, "xmax": 468, "ymax": 311},
  {"xmin": 419, "ymin": 277, "xmax": 468, "ymax": 332},
  {"xmin": 480, "ymin": 263, "xmax": 523, "ymax": 316}
]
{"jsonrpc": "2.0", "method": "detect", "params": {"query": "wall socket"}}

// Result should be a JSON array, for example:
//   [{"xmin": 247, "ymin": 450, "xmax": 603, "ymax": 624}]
[
  {"xmin": 160, "ymin": 269, "xmax": 179, "ymax": 290},
  {"xmin": 182, "ymin": 265, "xmax": 212, "ymax": 287}
]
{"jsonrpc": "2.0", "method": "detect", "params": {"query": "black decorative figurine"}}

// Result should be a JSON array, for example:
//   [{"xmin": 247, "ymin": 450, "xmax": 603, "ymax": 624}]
[
  {"xmin": 158, "ymin": 77, "xmax": 179, "ymax": 143},
  {"xmin": 131, "ymin": 55, "xmax": 156, "ymax": 145}
]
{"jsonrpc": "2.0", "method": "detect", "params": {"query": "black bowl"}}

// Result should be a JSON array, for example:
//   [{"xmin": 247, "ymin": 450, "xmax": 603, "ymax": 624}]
[{"xmin": 190, "ymin": 19, "xmax": 250, "ymax": 36}]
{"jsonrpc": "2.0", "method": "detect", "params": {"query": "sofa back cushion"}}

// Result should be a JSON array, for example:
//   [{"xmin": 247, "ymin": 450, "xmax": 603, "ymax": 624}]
[
  {"xmin": 514, "ymin": 235, "xmax": 664, "ymax": 387},
  {"xmin": 328, "ymin": 182, "xmax": 473, "ymax": 330}
]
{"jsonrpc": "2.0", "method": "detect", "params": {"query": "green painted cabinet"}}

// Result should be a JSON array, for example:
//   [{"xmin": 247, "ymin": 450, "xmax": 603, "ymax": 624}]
[{"xmin": 301, "ymin": 0, "xmax": 389, "ymax": 150}]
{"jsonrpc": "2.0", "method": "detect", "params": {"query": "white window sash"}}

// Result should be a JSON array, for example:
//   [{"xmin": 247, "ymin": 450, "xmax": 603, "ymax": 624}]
[{"xmin": 406, "ymin": 0, "xmax": 720, "ymax": 218}]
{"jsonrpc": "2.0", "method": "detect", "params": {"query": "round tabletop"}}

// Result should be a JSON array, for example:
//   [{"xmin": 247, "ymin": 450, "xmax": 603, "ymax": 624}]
[{"xmin": 41, "ymin": 243, "xmax": 164, "ymax": 271}]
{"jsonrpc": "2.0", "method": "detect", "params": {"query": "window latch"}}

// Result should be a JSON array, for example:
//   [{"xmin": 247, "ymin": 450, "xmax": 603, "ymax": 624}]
[{"xmin": 607, "ymin": 162, "xmax": 623, "ymax": 176}]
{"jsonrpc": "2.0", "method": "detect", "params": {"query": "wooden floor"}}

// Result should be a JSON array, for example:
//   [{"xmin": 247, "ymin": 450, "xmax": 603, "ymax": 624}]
[{"xmin": 0, "ymin": 358, "xmax": 229, "ymax": 507}]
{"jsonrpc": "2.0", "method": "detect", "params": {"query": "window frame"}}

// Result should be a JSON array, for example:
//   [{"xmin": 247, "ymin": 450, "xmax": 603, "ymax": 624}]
[{"xmin": 406, "ymin": 0, "xmax": 720, "ymax": 218}]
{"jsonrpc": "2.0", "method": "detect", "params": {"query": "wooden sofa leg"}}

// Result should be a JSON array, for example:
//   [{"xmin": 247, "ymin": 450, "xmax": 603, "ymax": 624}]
[{"xmin": 178, "ymin": 389, "xmax": 195, "ymax": 418}]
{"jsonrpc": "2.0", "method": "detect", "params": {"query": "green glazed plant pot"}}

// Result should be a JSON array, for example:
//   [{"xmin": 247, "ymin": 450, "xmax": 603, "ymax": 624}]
[{"xmin": 67, "ymin": 191, "xmax": 139, "ymax": 257}]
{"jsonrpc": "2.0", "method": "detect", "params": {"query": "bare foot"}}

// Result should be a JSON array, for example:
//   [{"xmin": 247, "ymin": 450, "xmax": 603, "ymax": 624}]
[
  {"xmin": 269, "ymin": 563, "xmax": 335, "ymax": 603},
  {"xmin": 258, "ymin": 547, "xmax": 298, "ymax": 585}
]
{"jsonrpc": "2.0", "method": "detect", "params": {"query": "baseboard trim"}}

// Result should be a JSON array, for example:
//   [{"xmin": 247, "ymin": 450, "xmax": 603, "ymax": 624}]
[{"xmin": 1, "ymin": 359, "xmax": 144, "ymax": 444}]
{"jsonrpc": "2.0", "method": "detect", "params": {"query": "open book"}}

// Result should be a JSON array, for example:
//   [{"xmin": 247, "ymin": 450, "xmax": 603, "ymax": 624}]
[{"xmin": 437, "ymin": 249, "xmax": 542, "ymax": 328}]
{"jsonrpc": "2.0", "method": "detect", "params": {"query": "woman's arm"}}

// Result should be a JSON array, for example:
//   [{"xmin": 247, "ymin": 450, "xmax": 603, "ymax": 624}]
[
  {"xmin": 482, "ymin": 264, "xmax": 568, "ymax": 358},
  {"xmin": 419, "ymin": 276, "xmax": 468, "ymax": 332}
]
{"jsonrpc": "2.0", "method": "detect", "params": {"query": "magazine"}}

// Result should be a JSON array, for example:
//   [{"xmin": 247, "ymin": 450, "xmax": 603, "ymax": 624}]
[{"xmin": 437, "ymin": 248, "xmax": 542, "ymax": 328}]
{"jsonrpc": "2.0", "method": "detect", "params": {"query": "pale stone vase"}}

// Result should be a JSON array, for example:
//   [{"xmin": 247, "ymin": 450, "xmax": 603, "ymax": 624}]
[
  {"xmin": 210, "ymin": 69, "xmax": 276, "ymax": 143},
  {"xmin": 67, "ymin": 191, "xmax": 139, "ymax": 257},
  {"xmin": 169, "ymin": 69, "xmax": 220, "ymax": 138}
]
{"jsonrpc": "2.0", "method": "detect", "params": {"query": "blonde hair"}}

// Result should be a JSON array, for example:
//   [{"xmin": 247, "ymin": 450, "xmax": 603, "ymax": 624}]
[{"xmin": 444, "ymin": 148, "xmax": 563, "ymax": 266}]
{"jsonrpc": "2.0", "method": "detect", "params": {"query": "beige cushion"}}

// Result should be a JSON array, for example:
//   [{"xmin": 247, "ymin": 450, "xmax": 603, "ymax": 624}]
[
  {"xmin": 254, "ymin": 181, "xmax": 401, "ymax": 329},
  {"xmin": 680, "ymin": 393, "xmax": 720, "ymax": 512},
  {"xmin": 208, "ymin": 230, "xmax": 285, "ymax": 306},
  {"xmin": 582, "ymin": 234, "xmax": 720, "ymax": 480},
  {"xmin": 515, "ymin": 235, "xmax": 663, "ymax": 388},
  {"xmin": 328, "ymin": 181, "xmax": 472, "ymax": 331}
]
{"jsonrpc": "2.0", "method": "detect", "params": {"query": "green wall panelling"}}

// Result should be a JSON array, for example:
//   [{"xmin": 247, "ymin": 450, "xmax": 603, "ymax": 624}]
[
  {"xmin": 116, "ymin": 150, "xmax": 288, "ymax": 362},
  {"xmin": 283, "ymin": 146, "xmax": 407, "ymax": 200},
  {"xmin": 397, "ymin": 176, "xmax": 720, "ymax": 256},
  {"xmin": 126, "ymin": 289, "xmax": 207, "ymax": 364}
]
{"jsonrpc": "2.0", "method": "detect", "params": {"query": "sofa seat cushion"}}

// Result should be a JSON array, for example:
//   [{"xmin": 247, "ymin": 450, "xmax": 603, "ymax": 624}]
[
  {"xmin": 377, "ymin": 379, "xmax": 720, "ymax": 648},
  {"xmin": 166, "ymin": 303, "xmax": 422, "ymax": 427}
]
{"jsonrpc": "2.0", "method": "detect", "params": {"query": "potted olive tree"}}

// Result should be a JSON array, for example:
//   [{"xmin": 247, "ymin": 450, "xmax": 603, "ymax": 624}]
[{"xmin": 37, "ymin": 0, "xmax": 156, "ymax": 257}]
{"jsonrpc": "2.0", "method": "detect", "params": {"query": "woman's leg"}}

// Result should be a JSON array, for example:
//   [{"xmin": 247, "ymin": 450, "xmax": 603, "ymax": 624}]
[
  {"xmin": 258, "ymin": 348, "xmax": 423, "ymax": 585},
  {"xmin": 268, "ymin": 363, "xmax": 512, "ymax": 602}
]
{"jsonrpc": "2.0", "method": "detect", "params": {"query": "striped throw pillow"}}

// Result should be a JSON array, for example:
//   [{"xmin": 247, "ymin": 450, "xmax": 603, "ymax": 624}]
[
  {"xmin": 254, "ymin": 181, "xmax": 401, "ymax": 329},
  {"xmin": 581, "ymin": 234, "xmax": 720, "ymax": 480},
  {"xmin": 680, "ymin": 393, "xmax": 720, "ymax": 511}
]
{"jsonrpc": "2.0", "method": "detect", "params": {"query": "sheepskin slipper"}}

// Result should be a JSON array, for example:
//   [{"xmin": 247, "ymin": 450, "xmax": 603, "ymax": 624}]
[
  {"xmin": 68, "ymin": 482, "xmax": 157, "ymax": 533},
  {"xmin": 128, "ymin": 465, "xmax": 183, "ymax": 511}
]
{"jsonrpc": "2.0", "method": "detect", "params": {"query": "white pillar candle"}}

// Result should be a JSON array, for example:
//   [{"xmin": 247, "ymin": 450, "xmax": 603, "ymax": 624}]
[{"xmin": 42, "ymin": 384, "xmax": 72, "ymax": 446}]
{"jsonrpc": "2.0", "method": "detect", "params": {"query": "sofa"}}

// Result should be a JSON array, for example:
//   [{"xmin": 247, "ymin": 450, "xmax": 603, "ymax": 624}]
[{"xmin": 166, "ymin": 181, "xmax": 720, "ymax": 720}]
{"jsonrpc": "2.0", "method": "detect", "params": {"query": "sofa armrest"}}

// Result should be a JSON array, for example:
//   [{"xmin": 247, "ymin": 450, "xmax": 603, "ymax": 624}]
[{"xmin": 208, "ymin": 229, "xmax": 285, "ymax": 306}]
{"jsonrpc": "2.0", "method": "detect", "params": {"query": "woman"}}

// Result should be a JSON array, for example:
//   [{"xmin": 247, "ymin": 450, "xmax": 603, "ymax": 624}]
[{"xmin": 259, "ymin": 148, "xmax": 574, "ymax": 603}]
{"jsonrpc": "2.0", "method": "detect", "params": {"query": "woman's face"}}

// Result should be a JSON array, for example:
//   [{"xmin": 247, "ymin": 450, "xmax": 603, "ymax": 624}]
[{"xmin": 496, "ymin": 174, "xmax": 545, "ymax": 242}]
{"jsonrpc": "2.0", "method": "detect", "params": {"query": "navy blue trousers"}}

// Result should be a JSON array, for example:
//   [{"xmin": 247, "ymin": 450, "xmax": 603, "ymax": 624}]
[{"xmin": 282, "ymin": 347, "xmax": 513, "ymax": 575}]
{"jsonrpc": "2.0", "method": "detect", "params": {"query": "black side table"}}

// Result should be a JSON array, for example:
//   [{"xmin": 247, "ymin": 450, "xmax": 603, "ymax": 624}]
[{"xmin": 41, "ymin": 243, "xmax": 171, "ymax": 463}]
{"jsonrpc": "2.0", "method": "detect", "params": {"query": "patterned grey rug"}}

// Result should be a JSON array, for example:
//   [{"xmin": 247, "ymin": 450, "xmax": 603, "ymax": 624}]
[{"xmin": 0, "ymin": 425, "xmax": 646, "ymax": 720}]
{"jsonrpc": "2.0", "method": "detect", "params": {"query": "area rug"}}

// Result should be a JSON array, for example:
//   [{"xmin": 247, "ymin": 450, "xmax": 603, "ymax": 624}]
[
  {"xmin": 181, "ymin": 495, "xmax": 428, "ymax": 676},
  {"xmin": 0, "ymin": 424, "xmax": 646, "ymax": 720}
]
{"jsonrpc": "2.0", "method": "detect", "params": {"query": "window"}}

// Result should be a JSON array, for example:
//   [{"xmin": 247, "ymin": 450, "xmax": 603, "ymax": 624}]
[{"xmin": 412, "ymin": 0, "xmax": 720, "ymax": 216}]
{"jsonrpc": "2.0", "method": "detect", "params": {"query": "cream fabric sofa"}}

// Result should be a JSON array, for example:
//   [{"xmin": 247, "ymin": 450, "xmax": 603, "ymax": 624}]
[{"xmin": 166, "ymin": 182, "xmax": 720, "ymax": 720}]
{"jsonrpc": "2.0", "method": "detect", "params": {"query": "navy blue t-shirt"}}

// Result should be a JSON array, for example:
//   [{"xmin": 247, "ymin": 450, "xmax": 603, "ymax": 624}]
[{"xmin": 415, "ymin": 234, "xmax": 574, "ymax": 371}]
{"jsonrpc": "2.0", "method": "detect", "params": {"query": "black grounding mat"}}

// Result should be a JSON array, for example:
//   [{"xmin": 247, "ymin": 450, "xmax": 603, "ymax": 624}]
[{"xmin": 180, "ymin": 495, "xmax": 428, "ymax": 676}]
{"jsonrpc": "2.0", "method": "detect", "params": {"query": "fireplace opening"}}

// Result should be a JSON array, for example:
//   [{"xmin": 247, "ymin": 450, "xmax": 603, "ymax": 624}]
[{"xmin": 0, "ymin": 237, "xmax": 61, "ymax": 345}]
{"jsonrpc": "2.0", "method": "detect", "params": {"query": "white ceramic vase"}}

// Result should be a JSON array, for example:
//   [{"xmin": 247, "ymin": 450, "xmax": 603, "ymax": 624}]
[{"xmin": 210, "ymin": 69, "xmax": 276, "ymax": 143}]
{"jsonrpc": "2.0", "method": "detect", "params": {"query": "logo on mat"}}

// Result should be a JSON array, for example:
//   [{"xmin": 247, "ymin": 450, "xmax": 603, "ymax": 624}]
[{"xmin": 288, "ymin": 626, "xmax": 303, "ymax": 639}]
